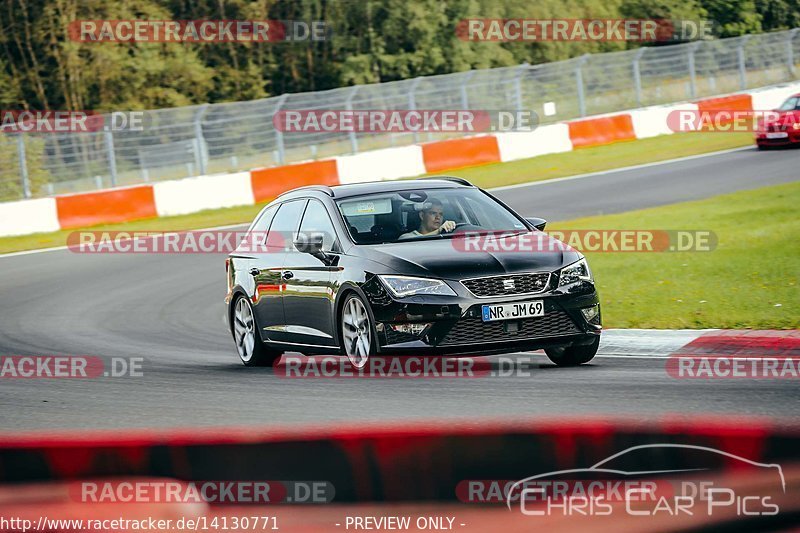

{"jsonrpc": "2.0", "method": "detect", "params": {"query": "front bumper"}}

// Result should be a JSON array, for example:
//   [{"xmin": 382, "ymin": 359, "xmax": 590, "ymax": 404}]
[
  {"xmin": 755, "ymin": 130, "xmax": 800, "ymax": 146},
  {"xmin": 362, "ymin": 274, "xmax": 601, "ymax": 355}
]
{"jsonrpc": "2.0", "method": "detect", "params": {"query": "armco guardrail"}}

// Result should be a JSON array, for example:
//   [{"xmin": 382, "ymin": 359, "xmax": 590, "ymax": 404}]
[
  {"xmin": 0, "ymin": 81, "xmax": 798, "ymax": 238},
  {"xmin": 0, "ymin": 29, "xmax": 798, "ymax": 202}
]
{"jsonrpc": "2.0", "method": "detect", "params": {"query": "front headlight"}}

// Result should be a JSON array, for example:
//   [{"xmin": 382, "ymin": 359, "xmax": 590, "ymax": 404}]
[
  {"xmin": 558, "ymin": 258, "xmax": 593, "ymax": 287},
  {"xmin": 378, "ymin": 275, "xmax": 456, "ymax": 297}
]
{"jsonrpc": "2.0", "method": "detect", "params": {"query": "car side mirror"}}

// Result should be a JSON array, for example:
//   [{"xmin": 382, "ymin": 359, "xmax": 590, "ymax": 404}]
[
  {"xmin": 294, "ymin": 234, "xmax": 324, "ymax": 254},
  {"xmin": 525, "ymin": 217, "xmax": 547, "ymax": 231}
]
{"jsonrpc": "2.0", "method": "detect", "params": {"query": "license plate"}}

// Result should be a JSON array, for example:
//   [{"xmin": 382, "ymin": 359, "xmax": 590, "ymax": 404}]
[
  {"xmin": 766, "ymin": 132, "xmax": 788, "ymax": 139},
  {"xmin": 482, "ymin": 300, "xmax": 544, "ymax": 322}
]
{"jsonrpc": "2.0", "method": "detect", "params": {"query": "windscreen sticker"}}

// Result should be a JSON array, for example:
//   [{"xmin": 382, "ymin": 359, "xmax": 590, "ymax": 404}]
[{"xmin": 340, "ymin": 197, "xmax": 393, "ymax": 216}]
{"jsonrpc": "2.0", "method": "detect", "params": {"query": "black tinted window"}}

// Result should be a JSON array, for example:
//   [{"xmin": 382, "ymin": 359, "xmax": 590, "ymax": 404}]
[
  {"xmin": 267, "ymin": 200, "xmax": 307, "ymax": 250},
  {"xmin": 299, "ymin": 200, "xmax": 337, "ymax": 251}
]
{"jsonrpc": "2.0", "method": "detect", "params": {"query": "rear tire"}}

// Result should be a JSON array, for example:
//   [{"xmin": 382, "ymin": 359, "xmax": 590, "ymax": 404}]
[
  {"xmin": 545, "ymin": 336, "xmax": 599, "ymax": 366},
  {"xmin": 232, "ymin": 295, "xmax": 282, "ymax": 367}
]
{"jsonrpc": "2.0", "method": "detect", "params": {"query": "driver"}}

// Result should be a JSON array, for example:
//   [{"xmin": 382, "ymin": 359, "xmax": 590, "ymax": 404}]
[{"xmin": 399, "ymin": 198, "xmax": 456, "ymax": 239}]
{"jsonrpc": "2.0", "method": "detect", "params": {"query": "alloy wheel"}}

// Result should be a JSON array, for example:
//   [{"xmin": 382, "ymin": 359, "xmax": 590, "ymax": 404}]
[
  {"xmin": 342, "ymin": 296, "xmax": 372, "ymax": 368},
  {"xmin": 233, "ymin": 297, "xmax": 256, "ymax": 363}
]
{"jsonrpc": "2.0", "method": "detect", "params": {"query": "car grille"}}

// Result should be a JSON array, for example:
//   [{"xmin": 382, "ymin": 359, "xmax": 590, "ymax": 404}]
[
  {"xmin": 461, "ymin": 273, "xmax": 550, "ymax": 297},
  {"xmin": 440, "ymin": 310, "xmax": 580, "ymax": 346}
]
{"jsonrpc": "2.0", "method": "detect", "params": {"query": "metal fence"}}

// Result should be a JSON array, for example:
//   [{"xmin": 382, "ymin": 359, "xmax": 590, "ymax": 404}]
[{"xmin": 2, "ymin": 29, "xmax": 799, "ymax": 202}]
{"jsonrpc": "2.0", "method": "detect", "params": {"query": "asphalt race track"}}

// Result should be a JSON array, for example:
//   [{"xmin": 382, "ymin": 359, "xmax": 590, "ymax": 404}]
[{"xmin": 1, "ymin": 147, "xmax": 798, "ymax": 430}]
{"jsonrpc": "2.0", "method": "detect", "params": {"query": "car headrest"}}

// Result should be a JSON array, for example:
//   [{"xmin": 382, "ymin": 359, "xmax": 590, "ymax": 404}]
[
  {"xmin": 401, "ymin": 203, "xmax": 421, "ymax": 232},
  {"xmin": 370, "ymin": 223, "xmax": 403, "ymax": 242}
]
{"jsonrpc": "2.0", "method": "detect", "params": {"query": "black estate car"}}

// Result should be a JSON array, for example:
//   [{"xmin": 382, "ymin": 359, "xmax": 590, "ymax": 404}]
[{"xmin": 225, "ymin": 178, "xmax": 601, "ymax": 368}]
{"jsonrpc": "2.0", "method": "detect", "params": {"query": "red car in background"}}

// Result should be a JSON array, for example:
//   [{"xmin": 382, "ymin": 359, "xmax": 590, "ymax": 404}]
[{"xmin": 756, "ymin": 93, "xmax": 800, "ymax": 149}]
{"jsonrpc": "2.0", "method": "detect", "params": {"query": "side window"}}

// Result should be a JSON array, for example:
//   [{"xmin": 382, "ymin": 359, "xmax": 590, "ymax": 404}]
[
  {"xmin": 248, "ymin": 205, "xmax": 278, "ymax": 236},
  {"xmin": 299, "ymin": 199, "xmax": 338, "ymax": 252},
  {"xmin": 267, "ymin": 200, "xmax": 307, "ymax": 251}
]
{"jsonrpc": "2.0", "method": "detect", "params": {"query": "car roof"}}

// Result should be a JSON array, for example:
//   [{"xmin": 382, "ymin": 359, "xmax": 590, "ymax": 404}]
[
  {"xmin": 331, "ymin": 178, "xmax": 473, "ymax": 198},
  {"xmin": 276, "ymin": 177, "xmax": 474, "ymax": 201}
]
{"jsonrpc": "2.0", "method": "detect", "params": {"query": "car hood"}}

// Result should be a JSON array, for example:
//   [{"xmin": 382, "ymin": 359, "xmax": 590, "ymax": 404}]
[{"xmin": 358, "ymin": 231, "xmax": 581, "ymax": 279}]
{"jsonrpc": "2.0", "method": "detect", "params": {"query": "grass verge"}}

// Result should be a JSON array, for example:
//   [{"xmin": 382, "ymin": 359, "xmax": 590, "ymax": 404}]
[
  {"xmin": 0, "ymin": 131, "xmax": 752, "ymax": 254},
  {"xmin": 550, "ymin": 181, "xmax": 799, "ymax": 329}
]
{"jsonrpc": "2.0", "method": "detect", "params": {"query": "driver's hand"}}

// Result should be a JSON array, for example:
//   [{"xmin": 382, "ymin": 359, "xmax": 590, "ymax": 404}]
[{"xmin": 439, "ymin": 220, "xmax": 456, "ymax": 233}]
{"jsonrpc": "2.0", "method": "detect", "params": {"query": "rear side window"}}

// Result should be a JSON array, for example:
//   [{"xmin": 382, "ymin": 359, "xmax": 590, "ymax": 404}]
[
  {"xmin": 248, "ymin": 205, "xmax": 278, "ymax": 234},
  {"xmin": 267, "ymin": 200, "xmax": 307, "ymax": 250}
]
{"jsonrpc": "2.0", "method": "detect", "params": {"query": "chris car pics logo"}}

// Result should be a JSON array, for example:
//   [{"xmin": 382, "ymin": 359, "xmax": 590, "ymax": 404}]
[{"xmin": 505, "ymin": 444, "xmax": 784, "ymax": 517}]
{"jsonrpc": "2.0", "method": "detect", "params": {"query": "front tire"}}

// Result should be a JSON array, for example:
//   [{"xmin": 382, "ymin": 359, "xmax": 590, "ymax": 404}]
[
  {"xmin": 545, "ymin": 336, "xmax": 599, "ymax": 366},
  {"xmin": 232, "ymin": 295, "xmax": 282, "ymax": 367},
  {"xmin": 340, "ymin": 293, "xmax": 375, "ymax": 369}
]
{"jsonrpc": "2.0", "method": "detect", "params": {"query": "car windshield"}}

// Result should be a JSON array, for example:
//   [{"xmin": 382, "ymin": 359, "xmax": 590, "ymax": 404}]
[
  {"xmin": 777, "ymin": 96, "xmax": 800, "ymax": 111},
  {"xmin": 335, "ymin": 187, "xmax": 529, "ymax": 244}
]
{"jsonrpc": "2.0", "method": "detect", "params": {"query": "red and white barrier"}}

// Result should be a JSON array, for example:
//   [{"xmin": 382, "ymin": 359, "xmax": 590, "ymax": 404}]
[
  {"xmin": 250, "ymin": 160, "xmax": 338, "ymax": 203},
  {"xmin": 630, "ymin": 103, "xmax": 700, "ymax": 138},
  {"xmin": 1, "ymin": 81, "xmax": 799, "ymax": 237},
  {"xmin": 55, "ymin": 185, "xmax": 157, "ymax": 229},
  {"xmin": 336, "ymin": 145, "xmax": 426, "ymax": 184},
  {"xmin": 153, "ymin": 172, "xmax": 254, "ymax": 217},
  {"xmin": 0, "ymin": 197, "xmax": 60, "ymax": 237},
  {"xmin": 495, "ymin": 123, "xmax": 573, "ymax": 161}
]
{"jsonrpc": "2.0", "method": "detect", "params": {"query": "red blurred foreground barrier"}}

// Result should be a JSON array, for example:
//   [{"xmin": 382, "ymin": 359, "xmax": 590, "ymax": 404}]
[{"xmin": 1, "ymin": 417, "xmax": 798, "ymax": 503}]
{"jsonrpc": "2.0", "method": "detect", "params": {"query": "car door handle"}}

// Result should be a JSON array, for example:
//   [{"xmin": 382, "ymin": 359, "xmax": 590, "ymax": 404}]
[
  {"xmin": 249, "ymin": 268, "xmax": 260, "ymax": 276},
  {"xmin": 282, "ymin": 270, "xmax": 294, "ymax": 280}
]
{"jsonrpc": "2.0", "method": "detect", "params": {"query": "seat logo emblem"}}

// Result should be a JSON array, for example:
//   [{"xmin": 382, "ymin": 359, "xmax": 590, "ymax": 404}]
[{"xmin": 502, "ymin": 279, "xmax": 515, "ymax": 290}]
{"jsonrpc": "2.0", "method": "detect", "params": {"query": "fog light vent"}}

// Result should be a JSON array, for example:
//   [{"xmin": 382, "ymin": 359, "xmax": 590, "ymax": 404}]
[
  {"xmin": 390, "ymin": 323, "xmax": 430, "ymax": 336},
  {"xmin": 580, "ymin": 305, "xmax": 600, "ymax": 323}
]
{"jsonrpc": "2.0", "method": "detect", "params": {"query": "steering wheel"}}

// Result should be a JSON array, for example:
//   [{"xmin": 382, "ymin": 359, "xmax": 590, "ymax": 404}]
[{"xmin": 440, "ymin": 222, "xmax": 481, "ymax": 236}]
